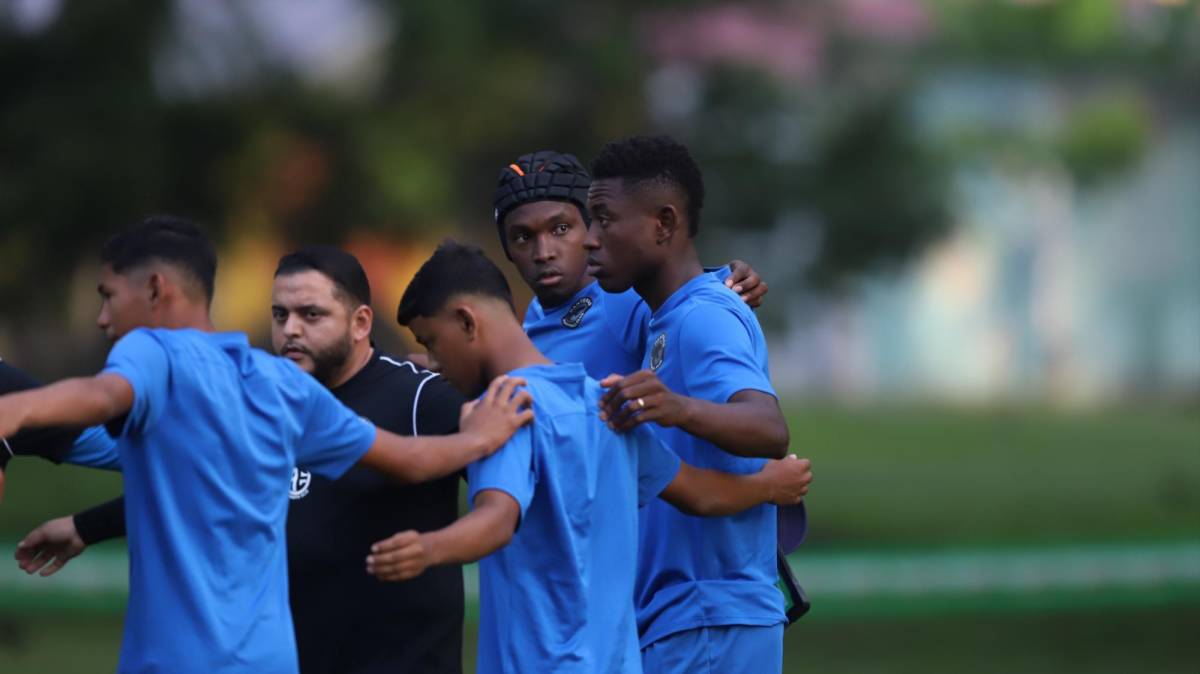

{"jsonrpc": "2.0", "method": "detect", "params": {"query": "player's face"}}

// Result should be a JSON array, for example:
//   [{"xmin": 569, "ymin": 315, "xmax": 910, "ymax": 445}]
[
  {"xmin": 407, "ymin": 310, "xmax": 485, "ymax": 397},
  {"xmin": 271, "ymin": 271, "xmax": 354, "ymax": 386},
  {"xmin": 503, "ymin": 201, "xmax": 591, "ymax": 308},
  {"xmin": 584, "ymin": 178, "xmax": 658, "ymax": 293},
  {"xmin": 96, "ymin": 265, "xmax": 153, "ymax": 342}
]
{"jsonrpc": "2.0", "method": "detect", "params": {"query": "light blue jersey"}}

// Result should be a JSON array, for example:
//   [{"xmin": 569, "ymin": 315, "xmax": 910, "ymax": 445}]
[
  {"xmin": 467, "ymin": 363, "xmax": 680, "ymax": 674},
  {"xmin": 523, "ymin": 282, "xmax": 648, "ymax": 380},
  {"xmin": 102, "ymin": 328, "xmax": 376, "ymax": 674},
  {"xmin": 63, "ymin": 425, "xmax": 121, "ymax": 471},
  {"xmin": 634, "ymin": 274, "xmax": 785, "ymax": 648},
  {"xmin": 523, "ymin": 267, "xmax": 732, "ymax": 380}
]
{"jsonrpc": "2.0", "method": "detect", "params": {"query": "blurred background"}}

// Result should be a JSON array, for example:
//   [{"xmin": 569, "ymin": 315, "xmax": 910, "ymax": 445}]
[{"xmin": 1, "ymin": 0, "xmax": 1197, "ymax": 671}]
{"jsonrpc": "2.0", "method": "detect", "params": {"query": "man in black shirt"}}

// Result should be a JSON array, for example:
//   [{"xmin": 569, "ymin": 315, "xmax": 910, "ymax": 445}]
[{"xmin": 15, "ymin": 246, "xmax": 470, "ymax": 674}]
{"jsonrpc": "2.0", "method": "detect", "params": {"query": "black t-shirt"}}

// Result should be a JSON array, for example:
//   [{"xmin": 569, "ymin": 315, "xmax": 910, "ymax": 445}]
[
  {"xmin": 287, "ymin": 351, "xmax": 466, "ymax": 674},
  {"xmin": 0, "ymin": 359, "xmax": 84, "ymax": 469}
]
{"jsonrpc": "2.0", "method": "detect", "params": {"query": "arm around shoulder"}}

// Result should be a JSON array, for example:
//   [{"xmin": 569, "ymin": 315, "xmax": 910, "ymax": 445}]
[{"xmin": 658, "ymin": 455, "xmax": 812, "ymax": 517}]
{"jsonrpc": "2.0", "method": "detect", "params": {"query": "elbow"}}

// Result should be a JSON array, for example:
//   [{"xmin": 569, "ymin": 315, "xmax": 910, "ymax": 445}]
[
  {"xmin": 492, "ymin": 526, "xmax": 515, "ymax": 550},
  {"xmin": 475, "ymin": 520, "xmax": 516, "ymax": 559},
  {"xmin": 679, "ymin": 493, "xmax": 728, "ymax": 518},
  {"xmin": 762, "ymin": 425, "xmax": 789, "ymax": 459}
]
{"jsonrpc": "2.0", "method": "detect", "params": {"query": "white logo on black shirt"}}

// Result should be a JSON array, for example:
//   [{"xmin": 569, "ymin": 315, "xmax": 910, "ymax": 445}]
[{"xmin": 289, "ymin": 468, "xmax": 312, "ymax": 500}]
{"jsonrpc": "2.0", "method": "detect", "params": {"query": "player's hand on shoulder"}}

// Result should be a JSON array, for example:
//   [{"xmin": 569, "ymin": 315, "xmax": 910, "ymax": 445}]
[
  {"xmin": 599, "ymin": 370, "xmax": 690, "ymax": 432},
  {"xmin": 459, "ymin": 375, "xmax": 533, "ymax": 455},
  {"xmin": 726, "ymin": 260, "xmax": 768, "ymax": 309},
  {"xmin": 15, "ymin": 515, "xmax": 87, "ymax": 577},
  {"xmin": 761, "ymin": 455, "xmax": 813, "ymax": 505},
  {"xmin": 367, "ymin": 530, "xmax": 431, "ymax": 581}
]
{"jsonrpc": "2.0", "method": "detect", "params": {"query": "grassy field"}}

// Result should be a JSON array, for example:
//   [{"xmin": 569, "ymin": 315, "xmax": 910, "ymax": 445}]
[
  {"xmin": 1, "ymin": 403, "xmax": 1197, "ymax": 672},
  {"xmin": 3, "ymin": 607, "xmax": 1198, "ymax": 673}
]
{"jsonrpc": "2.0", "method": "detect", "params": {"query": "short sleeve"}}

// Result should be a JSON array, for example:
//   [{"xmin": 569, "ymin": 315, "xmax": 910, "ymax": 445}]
[
  {"xmin": 602, "ymin": 290, "xmax": 651, "ymax": 374},
  {"xmin": 634, "ymin": 426, "xmax": 681, "ymax": 507},
  {"xmin": 295, "ymin": 378, "xmax": 376, "ymax": 479},
  {"xmin": 678, "ymin": 304, "xmax": 776, "ymax": 403},
  {"xmin": 466, "ymin": 424, "xmax": 536, "ymax": 519},
  {"xmin": 102, "ymin": 328, "xmax": 171, "ymax": 437},
  {"xmin": 63, "ymin": 426, "xmax": 122, "ymax": 471},
  {"xmin": 414, "ymin": 374, "xmax": 465, "ymax": 436}
]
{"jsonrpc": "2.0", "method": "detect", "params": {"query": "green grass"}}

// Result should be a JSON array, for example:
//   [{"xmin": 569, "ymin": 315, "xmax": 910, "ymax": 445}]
[
  {"xmin": 3, "ymin": 403, "xmax": 1196, "ymax": 544},
  {"xmin": 2, "ymin": 607, "xmax": 1198, "ymax": 674},
  {"xmin": 0, "ymin": 404, "xmax": 1197, "ymax": 672},
  {"xmin": 784, "ymin": 404, "xmax": 1200, "ymax": 546}
]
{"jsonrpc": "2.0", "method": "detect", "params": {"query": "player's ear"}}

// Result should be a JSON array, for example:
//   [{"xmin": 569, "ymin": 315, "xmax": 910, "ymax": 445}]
[
  {"xmin": 146, "ymin": 271, "xmax": 164, "ymax": 305},
  {"xmin": 350, "ymin": 304, "xmax": 373, "ymax": 342},
  {"xmin": 656, "ymin": 205, "xmax": 680, "ymax": 245},
  {"xmin": 455, "ymin": 306, "xmax": 478, "ymax": 341}
]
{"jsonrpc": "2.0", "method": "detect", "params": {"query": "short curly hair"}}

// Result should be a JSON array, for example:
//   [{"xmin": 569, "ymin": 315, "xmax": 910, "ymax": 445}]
[{"xmin": 590, "ymin": 135, "xmax": 705, "ymax": 236}]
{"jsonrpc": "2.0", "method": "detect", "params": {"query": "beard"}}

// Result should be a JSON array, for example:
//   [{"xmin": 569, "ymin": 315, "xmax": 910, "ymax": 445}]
[{"xmin": 287, "ymin": 335, "xmax": 353, "ymax": 387}]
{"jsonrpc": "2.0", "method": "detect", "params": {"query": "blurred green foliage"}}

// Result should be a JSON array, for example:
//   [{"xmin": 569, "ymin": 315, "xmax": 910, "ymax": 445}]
[{"xmin": 2, "ymin": 0, "xmax": 1198, "ymax": 354}]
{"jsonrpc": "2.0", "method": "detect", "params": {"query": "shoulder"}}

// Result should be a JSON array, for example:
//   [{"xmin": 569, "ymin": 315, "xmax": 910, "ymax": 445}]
[
  {"xmin": 600, "ymin": 287, "xmax": 647, "ymax": 318},
  {"xmin": 673, "ymin": 292, "xmax": 758, "ymax": 346},
  {"xmin": 374, "ymin": 354, "xmax": 435, "ymax": 378}
]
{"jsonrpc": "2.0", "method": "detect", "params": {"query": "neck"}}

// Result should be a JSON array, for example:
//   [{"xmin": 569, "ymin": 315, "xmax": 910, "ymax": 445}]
[
  {"xmin": 159, "ymin": 303, "xmax": 216, "ymax": 332},
  {"xmin": 482, "ymin": 319, "xmax": 552, "ymax": 381},
  {"xmin": 536, "ymin": 272, "xmax": 596, "ymax": 310},
  {"xmin": 634, "ymin": 244, "xmax": 703, "ymax": 312},
  {"xmin": 328, "ymin": 344, "xmax": 374, "ymax": 390}
]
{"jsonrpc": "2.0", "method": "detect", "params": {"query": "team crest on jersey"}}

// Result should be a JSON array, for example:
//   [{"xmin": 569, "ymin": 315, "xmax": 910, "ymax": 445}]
[
  {"xmin": 289, "ymin": 468, "xmax": 312, "ymax": 500},
  {"xmin": 650, "ymin": 333, "xmax": 667, "ymax": 371},
  {"xmin": 561, "ymin": 297, "xmax": 594, "ymax": 329}
]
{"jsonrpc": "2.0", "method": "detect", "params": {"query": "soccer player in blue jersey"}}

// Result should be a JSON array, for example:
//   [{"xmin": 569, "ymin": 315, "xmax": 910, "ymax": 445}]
[
  {"xmin": 585, "ymin": 136, "xmax": 793, "ymax": 673},
  {"xmin": 363, "ymin": 241, "xmax": 811, "ymax": 674},
  {"xmin": 0, "ymin": 216, "xmax": 532, "ymax": 674},
  {"xmin": 491, "ymin": 151, "xmax": 768, "ymax": 380}
]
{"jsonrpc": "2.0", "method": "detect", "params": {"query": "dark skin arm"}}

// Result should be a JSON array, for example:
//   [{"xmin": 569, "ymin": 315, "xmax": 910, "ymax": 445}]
[
  {"xmin": 365, "ymin": 489, "xmax": 520, "ymax": 581},
  {"xmin": 599, "ymin": 371, "xmax": 790, "ymax": 459},
  {"xmin": 724, "ymin": 260, "xmax": 768, "ymax": 308},
  {"xmin": 659, "ymin": 455, "xmax": 812, "ymax": 517}
]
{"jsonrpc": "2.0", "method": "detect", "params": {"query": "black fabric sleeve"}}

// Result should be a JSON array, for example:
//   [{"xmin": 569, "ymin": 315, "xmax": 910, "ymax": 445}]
[
  {"xmin": 413, "ymin": 374, "xmax": 465, "ymax": 437},
  {"xmin": 0, "ymin": 361, "xmax": 84, "ymax": 468},
  {"xmin": 73, "ymin": 496, "xmax": 127, "ymax": 545}
]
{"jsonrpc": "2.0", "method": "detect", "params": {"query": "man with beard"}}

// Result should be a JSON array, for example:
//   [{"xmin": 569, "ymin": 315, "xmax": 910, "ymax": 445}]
[
  {"xmin": 584, "ymin": 136, "xmax": 792, "ymax": 673},
  {"xmin": 11, "ymin": 239, "xmax": 512, "ymax": 674}
]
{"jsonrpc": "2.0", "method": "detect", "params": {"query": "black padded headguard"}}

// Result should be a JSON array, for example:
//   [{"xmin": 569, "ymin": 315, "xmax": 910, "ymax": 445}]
[{"xmin": 492, "ymin": 150, "xmax": 591, "ymax": 258}]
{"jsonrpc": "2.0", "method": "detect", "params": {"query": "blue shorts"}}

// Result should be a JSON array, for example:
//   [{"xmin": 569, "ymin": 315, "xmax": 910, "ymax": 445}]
[{"xmin": 641, "ymin": 624, "xmax": 783, "ymax": 674}]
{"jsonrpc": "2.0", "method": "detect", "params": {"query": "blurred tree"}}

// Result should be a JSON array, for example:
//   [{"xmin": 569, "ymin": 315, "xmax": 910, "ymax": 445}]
[{"xmin": 2, "ymin": 0, "xmax": 1197, "ymax": 360}]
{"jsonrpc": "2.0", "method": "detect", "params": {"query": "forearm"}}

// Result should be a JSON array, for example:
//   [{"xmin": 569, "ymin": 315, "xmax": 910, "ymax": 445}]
[
  {"xmin": 362, "ymin": 430, "xmax": 490, "ymax": 483},
  {"xmin": 678, "ymin": 397, "xmax": 789, "ymax": 459},
  {"xmin": 422, "ymin": 505, "xmax": 514, "ymax": 566},
  {"xmin": 7, "ymin": 377, "xmax": 129, "ymax": 431},
  {"xmin": 74, "ymin": 496, "xmax": 126, "ymax": 545},
  {"xmin": 665, "ymin": 463, "xmax": 771, "ymax": 517}
]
